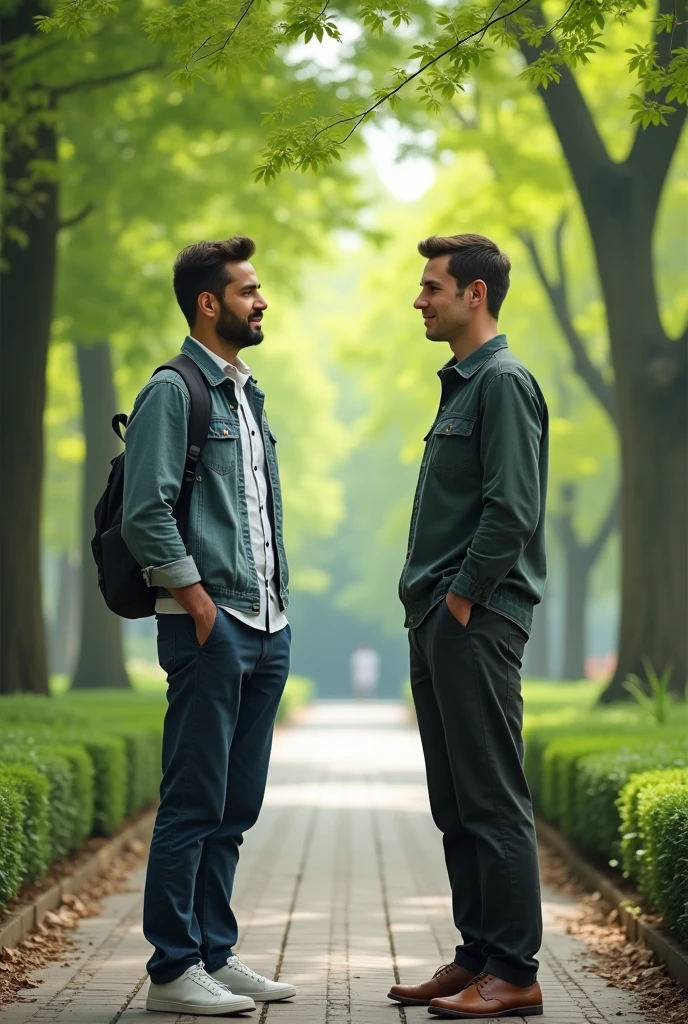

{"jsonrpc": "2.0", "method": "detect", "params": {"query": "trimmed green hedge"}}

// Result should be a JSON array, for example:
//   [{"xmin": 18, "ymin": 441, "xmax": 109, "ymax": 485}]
[
  {"xmin": 576, "ymin": 747, "xmax": 688, "ymax": 860},
  {"xmin": 618, "ymin": 768, "xmax": 688, "ymax": 899},
  {"xmin": 0, "ymin": 712, "xmax": 160, "ymax": 904},
  {"xmin": 0, "ymin": 671, "xmax": 312, "ymax": 910},
  {"xmin": 276, "ymin": 676, "xmax": 314, "ymax": 724},
  {"xmin": 538, "ymin": 733, "xmax": 688, "ymax": 858},
  {"xmin": 0, "ymin": 764, "xmax": 49, "ymax": 881},
  {"xmin": 114, "ymin": 728, "xmax": 162, "ymax": 816},
  {"xmin": 50, "ymin": 743, "xmax": 95, "ymax": 848},
  {"xmin": 68, "ymin": 734, "xmax": 127, "ymax": 836},
  {"xmin": 637, "ymin": 782, "xmax": 688, "ymax": 942},
  {"xmin": 0, "ymin": 778, "xmax": 24, "ymax": 905},
  {"xmin": 525, "ymin": 715, "xmax": 688, "ymax": 945},
  {"xmin": 0, "ymin": 743, "xmax": 76, "ymax": 860}
]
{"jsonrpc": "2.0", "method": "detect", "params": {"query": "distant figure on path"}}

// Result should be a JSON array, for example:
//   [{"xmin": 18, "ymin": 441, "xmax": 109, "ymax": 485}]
[
  {"xmin": 122, "ymin": 237, "xmax": 296, "ymax": 1016},
  {"xmin": 390, "ymin": 234, "xmax": 548, "ymax": 1020},
  {"xmin": 350, "ymin": 643, "xmax": 380, "ymax": 699}
]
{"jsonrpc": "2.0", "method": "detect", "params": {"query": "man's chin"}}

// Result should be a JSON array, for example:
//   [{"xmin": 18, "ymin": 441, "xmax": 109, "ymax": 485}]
[
  {"xmin": 425, "ymin": 327, "xmax": 445, "ymax": 342},
  {"xmin": 238, "ymin": 329, "xmax": 264, "ymax": 349}
]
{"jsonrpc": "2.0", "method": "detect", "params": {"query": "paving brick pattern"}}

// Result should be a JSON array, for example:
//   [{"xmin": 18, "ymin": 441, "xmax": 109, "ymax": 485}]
[{"xmin": 2, "ymin": 703, "xmax": 649, "ymax": 1024}]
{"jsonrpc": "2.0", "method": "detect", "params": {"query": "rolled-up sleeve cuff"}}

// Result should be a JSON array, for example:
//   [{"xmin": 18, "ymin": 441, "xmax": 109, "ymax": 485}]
[
  {"xmin": 449, "ymin": 570, "xmax": 495, "ymax": 605},
  {"xmin": 142, "ymin": 556, "xmax": 201, "ymax": 589}
]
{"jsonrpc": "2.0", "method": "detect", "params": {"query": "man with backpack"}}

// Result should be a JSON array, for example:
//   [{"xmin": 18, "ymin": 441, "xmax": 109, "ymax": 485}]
[{"xmin": 121, "ymin": 237, "xmax": 296, "ymax": 1016}]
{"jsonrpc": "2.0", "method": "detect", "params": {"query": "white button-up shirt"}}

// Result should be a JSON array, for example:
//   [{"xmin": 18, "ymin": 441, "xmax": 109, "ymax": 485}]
[{"xmin": 156, "ymin": 340, "xmax": 288, "ymax": 633}]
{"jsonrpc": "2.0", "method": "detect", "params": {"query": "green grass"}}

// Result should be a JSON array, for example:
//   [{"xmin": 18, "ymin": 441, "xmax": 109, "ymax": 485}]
[
  {"xmin": 50, "ymin": 660, "xmax": 169, "ymax": 697},
  {"xmin": 50, "ymin": 665, "xmax": 314, "ymax": 725}
]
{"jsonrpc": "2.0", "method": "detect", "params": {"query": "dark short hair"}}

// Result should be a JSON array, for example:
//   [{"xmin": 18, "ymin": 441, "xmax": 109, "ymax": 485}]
[
  {"xmin": 418, "ymin": 233, "xmax": 511, "ymax": 319},
  {"xmin": 173, "ymin": 236, "xmax": 256, "ymax": 327}
]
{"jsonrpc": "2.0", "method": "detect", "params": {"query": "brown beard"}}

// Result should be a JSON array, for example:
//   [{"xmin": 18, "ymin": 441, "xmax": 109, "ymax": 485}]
[{"xmin": 216, "ymin": 299, "xmax": 263, "ymax": 348}]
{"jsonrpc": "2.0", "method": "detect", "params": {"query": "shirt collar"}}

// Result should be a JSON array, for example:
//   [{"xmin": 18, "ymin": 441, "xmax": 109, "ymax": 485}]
[
  {"xmin": 189, "ymin": 336, "xmax": 252, "ymax": 390},
  {"xmin": 439, "ymin": 334, "xmax": 508, "ymax": 380}
]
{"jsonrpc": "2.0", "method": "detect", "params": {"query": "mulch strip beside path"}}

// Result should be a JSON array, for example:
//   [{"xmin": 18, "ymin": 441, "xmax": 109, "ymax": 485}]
[
  {"xmin": 539, "ymin": 842, "xmax": 688, "ymax": 1024},
  {"xmin": 0, "ymin": 839, "xmax": 149, "ymax": 1008},
  {"xmin": 0, "ymin": 807, "xmax": 154, "ymax": 935}
]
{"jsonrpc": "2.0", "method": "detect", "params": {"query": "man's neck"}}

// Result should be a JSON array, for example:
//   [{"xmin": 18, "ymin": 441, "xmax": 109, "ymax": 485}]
[
  {"xmin": 190, "ymin": 327, "xmax": 241, "ymax": 367},
  {"xmin": 447, "ymin": 323, "xmax": 500, "ymax": 365}
]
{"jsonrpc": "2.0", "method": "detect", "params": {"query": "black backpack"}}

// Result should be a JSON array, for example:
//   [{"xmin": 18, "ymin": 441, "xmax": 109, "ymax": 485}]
[{"xmin": 91, "ymin": 354, "xmax": 211, "ymax": 619}]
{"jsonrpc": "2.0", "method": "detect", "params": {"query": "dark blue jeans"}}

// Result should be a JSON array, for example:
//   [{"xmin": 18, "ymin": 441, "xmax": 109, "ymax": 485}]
[{"xmin": 144, "ymin": 607, "xmax": 290, "ymax": 984}]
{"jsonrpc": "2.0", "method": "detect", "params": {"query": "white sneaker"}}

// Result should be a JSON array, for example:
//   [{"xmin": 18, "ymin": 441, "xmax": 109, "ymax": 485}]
[
  {"xmin": 146, "ymin": 962, "xmax": 256, "ymax": 1015},
  {"xmin": 209, "ymin": 956, "xmax": 296, "ymax": 1002}
]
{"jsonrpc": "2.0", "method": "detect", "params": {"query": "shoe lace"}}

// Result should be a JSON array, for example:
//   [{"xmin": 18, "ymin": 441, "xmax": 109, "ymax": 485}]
[
  {"xmin": 471, "ymin": 972, "xmax": 491, "ymax": 990},
  {"xmin": 227, "ymin": 957, "xmax": 266, "ymax": 984},
  {"xmin": 188, "ymin": 963, "xmax": 232, "ymax": 994},
  {"xmin": 433, "ymin": 963, "xmax": 459, "ymax": 979}
]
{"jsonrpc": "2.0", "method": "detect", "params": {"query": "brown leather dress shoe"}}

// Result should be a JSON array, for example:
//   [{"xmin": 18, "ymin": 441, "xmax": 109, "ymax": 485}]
[
  {"xmin": 387, "ymin": 962, "xmax": 478, "ymax": 1006},
  {"xmin": 428, "ymin": 971, "xmax": 543, "ymax": 1018}
]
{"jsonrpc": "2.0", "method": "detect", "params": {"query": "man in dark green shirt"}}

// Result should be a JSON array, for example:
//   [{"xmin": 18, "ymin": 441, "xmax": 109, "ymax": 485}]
[{"xmin": 389, "ymin": 234, "xmax": 548, "ymax": 1020}]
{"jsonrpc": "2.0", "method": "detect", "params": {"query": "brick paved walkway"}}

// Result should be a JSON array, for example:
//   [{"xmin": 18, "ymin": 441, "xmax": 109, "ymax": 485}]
[{"xmin": 2, "ymin": 702, "xmax": 650, "ymax": 1024}]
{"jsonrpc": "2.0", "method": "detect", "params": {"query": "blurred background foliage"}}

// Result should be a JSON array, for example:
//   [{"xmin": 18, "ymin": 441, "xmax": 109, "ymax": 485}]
[{"xmin": 2, "ymin": 0, "xmax": 686, "ymax": 699}]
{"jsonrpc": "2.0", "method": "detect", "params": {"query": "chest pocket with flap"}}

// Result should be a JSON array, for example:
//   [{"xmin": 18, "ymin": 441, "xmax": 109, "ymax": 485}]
[
  {"xmin": 430, "ymin": 415, "xmax": 476, "ymax": 475},
  {"xmin": 201, "ymin": 419, "xmax": 240, "ymax": 475}
]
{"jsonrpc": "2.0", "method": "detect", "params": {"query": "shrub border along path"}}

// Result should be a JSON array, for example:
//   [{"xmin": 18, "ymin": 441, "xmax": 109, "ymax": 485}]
[
  {"xmin": 0, "ymin": 810, "xmax": 156, "ymax": 952},
  {"xmin": 537, "ymin": 818, "xmax": 688, "ymax": 993}
]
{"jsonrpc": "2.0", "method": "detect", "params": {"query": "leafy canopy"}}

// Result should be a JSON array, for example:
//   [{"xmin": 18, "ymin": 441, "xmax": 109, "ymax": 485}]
[{"xmin": 37, "ymin": 0, "xmax": 688, "ymax": 178}]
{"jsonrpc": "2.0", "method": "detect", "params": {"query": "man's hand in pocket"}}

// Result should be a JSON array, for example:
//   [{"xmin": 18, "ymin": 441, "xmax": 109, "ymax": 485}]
[
  {"xmin": 445, "ymin": 592, "xmax": 474, "ymax": 627},
  {"xmin": 168, "ymin": 582, "xmax": 218, "ymax": 646}
]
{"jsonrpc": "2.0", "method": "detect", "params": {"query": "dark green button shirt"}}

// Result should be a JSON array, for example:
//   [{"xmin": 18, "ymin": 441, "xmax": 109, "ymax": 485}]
[{"xmin": 399, "ymin": 335, "xmax": 548, "ymax": 635}]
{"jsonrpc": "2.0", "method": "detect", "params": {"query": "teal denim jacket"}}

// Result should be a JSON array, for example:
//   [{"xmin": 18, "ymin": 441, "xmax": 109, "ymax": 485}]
[{"xmin": 122, "ymin": 337, "xmax": 289, "ymax": 614}]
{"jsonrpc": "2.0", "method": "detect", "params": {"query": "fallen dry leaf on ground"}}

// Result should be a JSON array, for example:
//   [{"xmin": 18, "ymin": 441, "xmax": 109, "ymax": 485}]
[
  {"xmin": 0, "ymin": 838, "xmax": 149, "ymax": 1007},
  {"xmin": 539, "ymin": 842, "xmax": 688, "ymax": 1024}
]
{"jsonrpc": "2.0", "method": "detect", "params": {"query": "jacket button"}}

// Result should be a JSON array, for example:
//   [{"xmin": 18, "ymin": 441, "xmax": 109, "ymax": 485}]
[
  {"xmin": 251, "ymin": 604, "xmax": 260, "ymax": 611},
  {"xmin": 196, "ymin": 475, "xmax": 202, "ymax": 482},
  {"xmin": 409, "ymin": 616, "xmax": 414, "ymax": 624},
  {"xmin": 222, "ymin": 429, "xmax": 229, "ymax": 435}
]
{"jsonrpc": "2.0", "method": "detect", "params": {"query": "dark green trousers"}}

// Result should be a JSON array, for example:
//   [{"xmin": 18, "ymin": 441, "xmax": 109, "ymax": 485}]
[{"xmin": 409, "ymin": 600, "xmax": 542, "ymax": 986}]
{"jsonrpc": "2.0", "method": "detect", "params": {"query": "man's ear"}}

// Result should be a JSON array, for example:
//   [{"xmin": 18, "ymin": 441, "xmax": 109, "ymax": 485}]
[
  {"xmin": 197, "ymin": 291, "xmax": 216, "ymax": 320},
  {"xmin": 471, "ymin": 279, "xmax": 487, "ymax": 306}
]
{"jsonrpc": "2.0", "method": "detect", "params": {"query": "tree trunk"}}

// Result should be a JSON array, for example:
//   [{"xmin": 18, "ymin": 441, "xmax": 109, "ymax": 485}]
[
  {"xmin": 48, "ymin": 551, "xmax": 81, "ymax": 676},
  {"xmin": 0, "ymin": 1, "xmax": 56, "ymax": 693},
  {"xmin": 71, "ymin": 342, "xmax": 130, "ymax": 689},
  {"xmin": 588, "ymin": 185, "xmax": 687, "ymax": 701},
  {"xmin": 555, "ymin": 480, "xmax": 619, "ymax": 682},
  {"xmin": 520, "ymin": 9, "xmax": 687, "ymax": 702},
  {"xmin": 560, "ymin": 533, "xmax": 590, "ymax": 682},
  {"xmin": 556, "ymin": 483, "xmax": 592, "ymax": 681},
  {"xmin": 601, "ymin": 315, "xmax": 687, "ymax": 700}
]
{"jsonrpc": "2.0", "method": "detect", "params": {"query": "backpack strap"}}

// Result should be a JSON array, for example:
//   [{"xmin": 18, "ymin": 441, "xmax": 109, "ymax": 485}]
[{"xmin": 153, "ymin": 353, "xmax": 212, "ymax": 543}]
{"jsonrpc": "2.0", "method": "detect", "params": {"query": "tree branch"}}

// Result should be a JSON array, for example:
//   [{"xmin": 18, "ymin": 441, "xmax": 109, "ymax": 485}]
[
  {"xmin": 5, "ymin": 38, "xmax": 65, "ymax": 70},
  {"xmin": 518, "ymin": 220, "xmax": 617, "ymax": 424},
  {"xmin": 555, "ymin": 482, "xmax": 581, "ymax": 557},
  {"xmin": 310, "ymin": 0, "xmax": 533, "ymax": 148},
  {"xmin": 192, "ymin": 0, "xmax": 259, "ymax": 65},
  {"xmin": 57, "ymin": 202, "xmax": 94, "ymax": 232},
  {"xmin": 518, "ymin": 9, "xmax": 612, "ymax": 211},
  {"xmin": 55, "ymin": 62, "xmax": 164, "ymax": 97},
  {"xmin": 556, "ymin": 481, "xmax": 619, "ymax": 568},
  {"xmin": 449, "ymin": 104, "xmax": 480, "ymax": 130},
  {"xmin": 586, "ymin": 485, "xmax": 620, "ymax": 562},
  {"xmin": 627, "ymin": 0, "xmax": 688, "ymax": 226}
]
